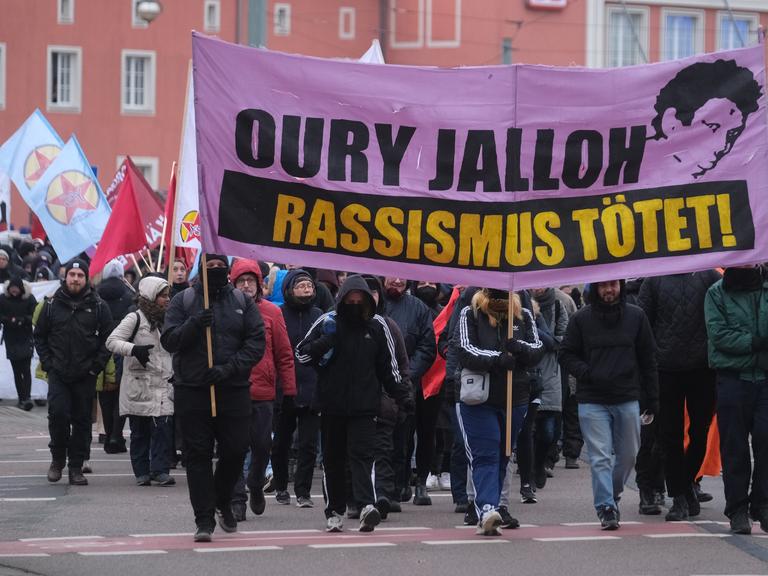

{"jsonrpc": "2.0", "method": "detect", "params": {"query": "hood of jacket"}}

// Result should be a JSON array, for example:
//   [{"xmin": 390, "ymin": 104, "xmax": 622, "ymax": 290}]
[
  {"xmin": 230, "ymin": 258, "xmax": 262, "ymax": 300},
  {"xmin": 138, "ymin": 276, "xmax": 169, "ymax": 301},
  {"xmin": 3, "ymin": 278, "xmax": 33, "ymax": 300},
  {"xmin": 282, "ymin": 268, "xmax": 316, "ymax": 308},
  {"xmin": 336, "ymin": 274, "xmax": 376, "ymax": 318},
  {"xmin": 102, "ymin": 259, "xmax": 124, "ymax": 280}
]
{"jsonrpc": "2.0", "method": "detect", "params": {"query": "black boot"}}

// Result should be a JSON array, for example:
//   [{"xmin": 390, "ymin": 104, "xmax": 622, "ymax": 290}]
[
  {"xmin": 684, "ymin": 484, "xmax": 701, "ymax": 517},
  {"xmin": 68, "ymin": 468, "xmax": 88, "ymax": 486},
  {"xmin": 665, "ymin": 495, "xmax": 689, "ymax": 521},
  {"xmin": 47, "ymin": 461, "xmax": 64, "ymax": 483},
  {"xmin": 638, "ymin": 489, "xmax": 661, "ymax": 515},
  {"xmin": 413, "ymin": 484, "xmax": 432, "ymax": 506}
]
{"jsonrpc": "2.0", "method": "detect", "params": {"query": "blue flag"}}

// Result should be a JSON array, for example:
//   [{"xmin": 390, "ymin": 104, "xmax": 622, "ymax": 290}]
[
  {"xmin": 26, "ymin": 136, "xmax": 111, "ymax": 262},
  {"xmin": 0, "ymin": 109, "xmax": 64, "ymax": 202}
]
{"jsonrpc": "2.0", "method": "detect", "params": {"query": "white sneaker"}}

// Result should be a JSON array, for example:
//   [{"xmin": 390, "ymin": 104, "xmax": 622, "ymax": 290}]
[
  {"xmin": 359, "ymin": 504, "xmax": 381, "ymax": 532},
  {"xmin": 326, "ymin": 513, "xmax": 343, "ymax": 532},
  {"xmin": 476, "ymin": 509, "xmax": 503, "ymax": 536},
  {"xmin": 438, "ymin": 472, "xmax": 452, "ymax": 491},
  {"xmin": 426, "ymin": 473, "xmax": 439, "ymax": 491}
]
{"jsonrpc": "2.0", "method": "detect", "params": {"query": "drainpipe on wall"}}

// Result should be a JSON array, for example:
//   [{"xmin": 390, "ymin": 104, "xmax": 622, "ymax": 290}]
[{"xmin": 249, "ymin": 0, "xmax": 266, "ymax": 47}]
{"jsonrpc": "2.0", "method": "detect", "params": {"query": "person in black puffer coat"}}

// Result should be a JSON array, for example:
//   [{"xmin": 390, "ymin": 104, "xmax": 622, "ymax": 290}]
[
  {"xmin": 96, "ymin": 259, "xmax": 136, "ymax": 454},
  {"xmin": 637, "ymin": 271, "xmax": 721, "ymax": 521},
  {"xmin": 0, "ymin": 278, "xmax": 37, "ymax": 410},
  {"xmin": 271, "ymin": 269, "xmax": 323, "ymax": 506}
]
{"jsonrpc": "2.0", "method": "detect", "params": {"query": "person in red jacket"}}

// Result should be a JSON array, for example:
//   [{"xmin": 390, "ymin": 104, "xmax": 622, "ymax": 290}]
[{"xmin": 230, "ymin": 258, "xmax": 297, "ymax": 521}]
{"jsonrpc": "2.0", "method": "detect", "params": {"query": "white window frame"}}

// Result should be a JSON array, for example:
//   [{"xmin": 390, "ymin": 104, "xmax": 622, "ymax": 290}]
[
  {"xmin": 0, "ymin": 44, "xmax": 5, "ymax": 110},
  {"xmin": 426, "ymin": 0, "xmax": 461, "ymax": 48},
  {"xmin": 46, "ymin": 45, "xmax": 82, "ymax": 113},
  {"xmin": 58, "ymin": 0, "xmax": 75, "ymax": 24},
  {"xmin": 131, "ymin": 0, "xmax": 149, "ymax": 28},
  {"xmin": 121, "ymin": 49, "xmax": 156, "ymax": 115},
  {"xmin": 274, "ymin": 3, "xmax": 291, "ymax": 36},
  {"xmin": 339, "ymin": 7, "xmax": 355, "ymax": 40},
  {"xmin": 660, "ymin": 8, "xmax": 705, "ymax": 61},
  {"xmin": 204, "ymin": 0, "xmax": 221, "ymax": 33},
  {"xmin": 716, "ymin": 11, "xmax": 760, "ymax": 50},
  {"xmin": 117, "ymin": 155, "xmax": 159, "ymax": 190},
  {"xmin": 605, "ymin": 5, "xmax": 649, "ymax": 67}
]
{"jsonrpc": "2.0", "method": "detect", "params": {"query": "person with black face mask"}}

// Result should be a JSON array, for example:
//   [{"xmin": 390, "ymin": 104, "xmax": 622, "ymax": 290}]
[
  {"xmin": 161, "ymin": 254, "xmax": 266, "ymax": 542},
  {"xmin": 705, "ymin": 265, "xmax": 768, "ymax": 535},
  {"xmin": 297, "ymin": 275, "xmax": 414, "ymax": 533},
  {"xmin": 414, "ymin": 281, "xmax": 442, "ymax": 314}
]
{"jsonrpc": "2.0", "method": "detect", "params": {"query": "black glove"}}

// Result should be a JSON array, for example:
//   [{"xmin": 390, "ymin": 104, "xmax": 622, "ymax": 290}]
[
  {"xmin": 752, "ymin": 335, "xmax": 768, "ymax": 351},
  {"xmin": 497, "ymin": 352, "xmax": 516, "ymax": 370},
  {"xmin": 132, "ymin": 344, "xmax": 154, "ymax": 367},
  {"xmin": 204, "ymin": 364, "xmax": 231, "ymax": 385},
  {"xmin": 505, "ymin": 338, "xmax": 524, "ymax": 355},
  {"xmin": 195, "ymin": 308, "xmax": 214, "ymax": 328},
  {"xmin": 399, "ymin": 393, "xmax": 416, "ymax": 416}
]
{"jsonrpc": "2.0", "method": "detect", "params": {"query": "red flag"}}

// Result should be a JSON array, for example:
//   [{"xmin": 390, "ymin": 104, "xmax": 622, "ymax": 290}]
[
  {"xmin": 421, "ymin": 287, "xmax": 462, "ymax": 399},
  {"xmin": 162, "ymin": 166, "xmax": 177, "ymax": 267},
  {"xmin": 31, "ymin": 213, "xmax": 46, "ymax": 240},
  {"xmin": 90, "ymin": 159, "xmax": 157, "ymax": 274}
]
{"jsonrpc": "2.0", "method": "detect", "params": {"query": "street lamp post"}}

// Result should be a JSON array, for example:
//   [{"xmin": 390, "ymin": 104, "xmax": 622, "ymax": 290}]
[{"xmin": 136, "ymin": 1, "xmax": 163, "ymax": 24}]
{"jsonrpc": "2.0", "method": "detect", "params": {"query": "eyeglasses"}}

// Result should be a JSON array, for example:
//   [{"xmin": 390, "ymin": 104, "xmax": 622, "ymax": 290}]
[
  {"xmin": 294, "ymin": 281, "xmax": 314, "ymax": 290},
  {"xmin": 236, "ymin": 277, "xmax": 258, "ymax": 286}
]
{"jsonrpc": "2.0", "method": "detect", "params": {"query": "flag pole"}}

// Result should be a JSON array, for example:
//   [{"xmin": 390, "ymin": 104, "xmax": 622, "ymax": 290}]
[
  {"xmin": 138, "ymin": 249, "xmax": 152, "ymax": 272},
  {"xmin": 200, "ymin": 253, "xmax": 217, "ymax": 417},
  {"xmin": 144, "ymin": 245, "xmax": 155, "ymax": 272},
  {"xmin": 129, "ymin": 254, "xmax": 144, "ymax": 278},
  {"xmin": 505, "ymin": 289, "xmax": 515, "ymax": 457},
  {"xmin": 157, "ymin": 161, "xmax": 176, "ymax": 274}
]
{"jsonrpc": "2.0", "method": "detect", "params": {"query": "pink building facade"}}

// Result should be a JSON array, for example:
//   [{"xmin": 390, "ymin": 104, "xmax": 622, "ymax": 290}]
[{"xmin": 1, "ymin": 0, "xmax": 766, "ymax": 228}]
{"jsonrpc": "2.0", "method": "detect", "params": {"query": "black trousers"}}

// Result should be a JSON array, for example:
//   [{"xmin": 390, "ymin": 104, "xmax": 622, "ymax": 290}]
[
  {"xmin": 635, "ymin": 416, "xmax": 665, "ymax": 493},
  {"xmin": 405, "ymin": 392, "xmax": 443, "ymax": 483},
  {"xmin": 178, "ymin": 408, "xmax": 250, "ymax": 530},
  {"xmin": 561, "ymin": 374, "xmax": 583, "ymax": 459},
  {"xmin": 233, "ymin": 401, "xmax": 274, "ymax": 505},
  {"xmin": 658, "ymin": 368, "xmax": 716, "ymax": 498},
  {"xmin": 716, "ymin": 372, "xmax": 768, "ymax": 518},
  {"xmin": 517, "ymin": 402, "xmax": 539, "ymax": 486},
  {"xmin": 10, "ymin": 358, "xmax": 31, "ymax": 401},
  {"xmin": 272, "ymin": 404, "xmax": 320, "ymax": 498},
  {"xmin": 374, "ymin": 418, "xmax": 396, "ymax": 502},
  {"xmin": 322, "ymin": 414, "xmax": 377, "ymax": 517},
  {"xmin": 47, "ymin": 372, "xmax": 95, "ymax": 469}
]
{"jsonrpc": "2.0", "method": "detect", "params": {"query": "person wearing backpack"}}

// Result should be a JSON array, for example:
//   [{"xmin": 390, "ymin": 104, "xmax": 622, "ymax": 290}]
[
  {"xmin": 34, "ymin": 258, "xmax": 113, "ymax": 486},
  {"xmin": 161, "ymin": 254, "xmax": 265, "ymax": 542},
  {"xmin": 106, "ymin": 277, "xmax": 175, "ymax": 487}
]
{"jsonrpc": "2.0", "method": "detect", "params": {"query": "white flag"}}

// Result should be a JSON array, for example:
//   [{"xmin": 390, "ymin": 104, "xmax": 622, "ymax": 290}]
[{"xmin": 173, "ymin": 75, "xmax": 202, "ymax": 250}]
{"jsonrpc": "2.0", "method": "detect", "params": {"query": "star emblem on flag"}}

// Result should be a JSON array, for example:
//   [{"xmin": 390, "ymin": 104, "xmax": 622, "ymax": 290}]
[
  {"xmin": 180, "ymin": 210, "xmax": 201, "ymax": 243},
  {"xmin": 24, "ymin": 145, "xmax": 62, "ymax": 189},
  {"xmin": 45, "ymin": 170, "xmax": 100, "ymax": 225}
]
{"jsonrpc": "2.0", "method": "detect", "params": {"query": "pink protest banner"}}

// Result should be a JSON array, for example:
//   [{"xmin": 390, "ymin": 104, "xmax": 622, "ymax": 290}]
[{"xmin": 192, "ymin": 33, "xmax": 768, "ymax": 290}]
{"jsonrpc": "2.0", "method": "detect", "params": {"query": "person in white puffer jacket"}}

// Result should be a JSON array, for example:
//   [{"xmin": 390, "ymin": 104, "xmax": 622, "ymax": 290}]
[{"xmin": 106, "ymin": 276, "xmax": 175, "ymax": 487}]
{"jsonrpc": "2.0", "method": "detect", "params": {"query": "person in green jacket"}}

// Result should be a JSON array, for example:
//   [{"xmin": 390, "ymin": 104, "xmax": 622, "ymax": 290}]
[{"xmin": 704, "ymin": 264, "xmax": 768, "ymax": 536}]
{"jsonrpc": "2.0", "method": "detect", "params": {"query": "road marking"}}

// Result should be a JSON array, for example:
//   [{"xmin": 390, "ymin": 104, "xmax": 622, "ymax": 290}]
[
  {"xmin": 559, "ymin": 521, "xmax": 642, "ymax": 526},
  {"xmin": 374, "ymin": 527, "xmax": 432, "ymax": 531},
  {"xmin": 422, "ymin": 540, "xmax": 509, "ymax": 545},
  {"xmin": 78, "ymin": 550, "xmax": 168, "ymax": 556},
  {"xmin": 20, "ymin": 535, "xmax": 105, "ymax": 542},
  {"xmin": 309, "ymin": 543, "xmax": 397, "ymax": 549},
  {"xmin": 129, "ymin": 533, "xmax": 194, "ymax": 538},
  {"xmin": 15, "ymin": 435, "xmax": 49, "ymax": 439},
  {"xmin": 194, "ymin": 546, "xmax": 282, "ymax": 553},
  {"xmin": 534, "ymin": 536, "xmax": 622, "ymax": 542},
  {"xmin": 238, "ymin": 529, "xmax": 321, "ymax": 535},
  {"xmin": 0, "ymin": 459, "xmax": 128, "ymax": 464},
  {"xmin": 0, "ymin": 553, "xmax": 51, "ymax": 558},
  {"xmin": 0, "ymin": 497, "xmax": 56, "ymax": 502},
  {"xmin": 645, "ymin": 533, "xmax": 731, "ymax": 538}
]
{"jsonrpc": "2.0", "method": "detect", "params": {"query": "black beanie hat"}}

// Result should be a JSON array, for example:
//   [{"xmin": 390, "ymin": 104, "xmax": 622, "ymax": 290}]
[{"xmin": 65, "ymin": 258, "xmax": 89, "ymax": 281}]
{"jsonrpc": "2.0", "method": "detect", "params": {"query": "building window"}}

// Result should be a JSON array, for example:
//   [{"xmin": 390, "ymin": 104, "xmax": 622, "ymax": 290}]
[
  {"xmin": 58, "ymin": 0, "xmax": 75, "ymax": 24},
  {"xmin": 47, "ymin": 46, "xmax": 82, "ymax": 112},
  {"xmin": 204, "ymin": 0, "xmax": 221, "ymax": 33},
  {"xmin": 717, "ymin": 12, "xmax": 759, "ymax": 50},
  {"xmin": 121, "ymin": 50, "xmax": 156, "ymax": 114},
  {"xmin": 117, "ymin": 156, "xmax": 159, "ymax": 189},
  {"xmin": 274, "ymin": 3, "xmax": 291, "ymax": 36},
  {"xmin": 661, "ymin": 9, "xmax": 704, "ymax": 61},
  {"xmin": 132, "ymin": 0, "xmax": 149, "ymax": 28},
  {"xmin": 605, "ymin": 6, "xmax": 648, "ymax": 67},
  {"xmin": 0, "ymin": 44, "xmax": 5, "ymax": 110},
  {"xmin": 339, "ymin": 7, "xmax": 355, "ymax": 40}
]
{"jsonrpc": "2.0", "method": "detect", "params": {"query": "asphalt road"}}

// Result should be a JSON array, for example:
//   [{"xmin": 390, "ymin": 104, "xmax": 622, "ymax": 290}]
[{"xmin": 0, "ymin": 404, "xmax": 767, "ymax": 576}]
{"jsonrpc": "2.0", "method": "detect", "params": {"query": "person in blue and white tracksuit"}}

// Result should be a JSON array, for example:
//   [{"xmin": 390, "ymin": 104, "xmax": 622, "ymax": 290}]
[{"xmin": 456, "ymin": 288, "xmax": 543, "ymax": 536}]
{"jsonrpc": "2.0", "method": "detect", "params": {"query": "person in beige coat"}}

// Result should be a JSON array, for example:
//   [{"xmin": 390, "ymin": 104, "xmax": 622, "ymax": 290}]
[{"xmin": 106, "ymin": 276, "xmax": 174, "ymax": 486}]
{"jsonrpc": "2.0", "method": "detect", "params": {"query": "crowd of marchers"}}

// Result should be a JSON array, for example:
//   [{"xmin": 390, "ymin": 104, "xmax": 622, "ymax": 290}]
[{"xmin": 2, "ymin": 239, "xmax": 764, "ymax": 541}]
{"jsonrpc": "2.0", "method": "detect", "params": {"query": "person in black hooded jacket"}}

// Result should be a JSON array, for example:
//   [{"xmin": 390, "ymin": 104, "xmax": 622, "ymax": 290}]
[
  {"xmin": 297, "ymin": 275, "xmax": 413, "ymax": 533},
  {"xmin": 0, "ymin": 277, "xmax": 37, "ymax": 410},
  {"xmin": 560, "ymin": 279, "xmax": 658, "ymax": 530},
  {"xmin": 271, "ymin": 268, "xmax": 323, "ymax": 507}
]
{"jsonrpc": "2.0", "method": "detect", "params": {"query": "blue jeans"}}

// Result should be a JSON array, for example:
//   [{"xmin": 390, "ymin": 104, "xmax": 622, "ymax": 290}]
[
  {"xmin": 578, "ymin": 401, "xmax": 640, "ymax": 512},
  {"xmin": 128, "ymin": 415, "xmax": 173, "ymax": 477},
  {"xmin": 459, "ymin": 403, "xmax": 527, "ymax": 515}
]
